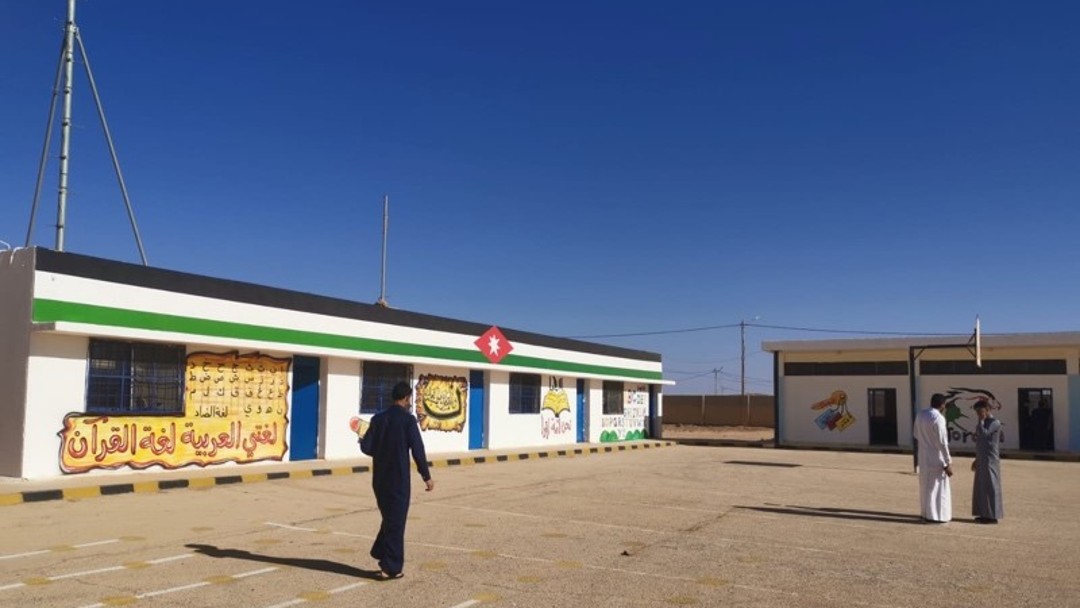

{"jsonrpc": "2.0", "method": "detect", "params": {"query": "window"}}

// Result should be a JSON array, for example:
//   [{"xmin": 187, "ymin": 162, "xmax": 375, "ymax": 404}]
[
  {"xmin": 920, "ymin": 359, "xmax": 1066, "ymax": 375},
  {"xmin": 603, "ymin": 381, "xmax": 624, "ymax": 415},
  {"xmin": 360, "ymin": 361, "xmax": 412, "ymax": 414},
  {"xmin": 509, "ymin": 373, "xmax": 541, "ymax": 414},
  {"xmin": 868, "ymin": 388, "xmax": 895, "ymax": 418},
  {"xmin": 784, "ymin": 361, "xmax": 908, "ymax": 376},
  {"xmin": 86, "ymin": 339, "xmax": 185, "ymax": 415}
]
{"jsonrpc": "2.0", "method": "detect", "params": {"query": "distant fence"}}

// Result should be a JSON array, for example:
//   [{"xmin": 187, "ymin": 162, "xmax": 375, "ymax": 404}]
[{"xmin": 663, "ymin": 395, "xmax": 775, "ymax": 427}]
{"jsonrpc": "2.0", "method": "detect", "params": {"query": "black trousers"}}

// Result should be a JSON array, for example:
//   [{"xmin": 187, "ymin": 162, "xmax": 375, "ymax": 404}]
[{"xmin": 371, "ymin": 494, "xmax": 409, "ymax": 575}]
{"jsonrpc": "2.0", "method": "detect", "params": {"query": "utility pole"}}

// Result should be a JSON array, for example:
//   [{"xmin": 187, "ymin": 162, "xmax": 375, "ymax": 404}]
[{"xmin": 740, "ymin": 320, "xmax": 746, "ymax": 397}]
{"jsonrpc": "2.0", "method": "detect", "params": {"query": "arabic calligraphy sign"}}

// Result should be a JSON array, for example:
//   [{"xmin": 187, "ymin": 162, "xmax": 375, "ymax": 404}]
[
  {"xmin": 416, "ymin": 374, "xmax": 468, "ymax": 432},
  {"xmin": 58, "ymin": 352, "xmax": 290, "ymax": 474}
]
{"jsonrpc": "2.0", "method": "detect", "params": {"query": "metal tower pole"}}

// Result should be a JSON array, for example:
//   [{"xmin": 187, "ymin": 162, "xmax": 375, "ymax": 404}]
[
  {"xmin": 24, "ymin": 37, "xmax": 67, "ymax": 247},
  {"xmin": 54, "ymin": 0, "xmax": 77, "ymax": 251}
]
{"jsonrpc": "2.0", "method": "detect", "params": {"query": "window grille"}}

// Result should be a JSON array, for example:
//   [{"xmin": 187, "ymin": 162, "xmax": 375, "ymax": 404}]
[{"xmin": 86, "ymin": 339, "xmax": 185, "ymax": 415}]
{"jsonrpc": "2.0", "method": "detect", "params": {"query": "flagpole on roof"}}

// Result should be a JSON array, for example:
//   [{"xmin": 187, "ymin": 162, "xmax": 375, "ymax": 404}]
[{"xmin": 376, "ymin": 194, "xmax": 390, "ymax": 307}]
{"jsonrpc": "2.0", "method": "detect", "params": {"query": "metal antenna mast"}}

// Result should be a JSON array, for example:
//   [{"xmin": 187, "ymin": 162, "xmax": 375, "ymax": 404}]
[
  {"xmin": 25, "ymin": 0, "xmax": 149, "ymax": 265},
  {"xmin": 376, "ymin": 195, "xmax": 390, "ymax": 307}
]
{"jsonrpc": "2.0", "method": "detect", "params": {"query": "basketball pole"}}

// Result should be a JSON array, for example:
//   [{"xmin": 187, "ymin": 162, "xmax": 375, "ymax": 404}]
[{"xmin": 909, "ymin": 315, "xmax": 983, "ymax": 473}]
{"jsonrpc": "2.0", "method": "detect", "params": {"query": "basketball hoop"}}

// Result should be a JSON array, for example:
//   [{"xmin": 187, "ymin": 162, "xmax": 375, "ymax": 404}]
[{"xmin": 974, "ymin": 315, "xmax": 982, "ymax": 368}]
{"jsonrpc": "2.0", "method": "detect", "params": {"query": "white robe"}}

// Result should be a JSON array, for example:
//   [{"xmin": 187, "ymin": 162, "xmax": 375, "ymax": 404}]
[{"xmin": 913, "ymin": 407, "xmax": 952, "ymax": 522}]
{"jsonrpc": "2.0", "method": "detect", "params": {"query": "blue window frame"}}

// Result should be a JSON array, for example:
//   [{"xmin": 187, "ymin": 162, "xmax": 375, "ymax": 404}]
[
  {"xmin": 509, "ymin": 373, "xmax": 541, "ymax": 414},
  {"xmin": 86, "ymin": 339, "xmax": 186, "ymax": 415},
  {"xmin": 360, "ymin": 361, "xmax": 412, "ymax": 414}
]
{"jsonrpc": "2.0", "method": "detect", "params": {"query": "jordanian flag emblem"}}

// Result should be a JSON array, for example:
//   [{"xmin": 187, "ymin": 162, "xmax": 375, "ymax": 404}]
[{"xmin": 475, "ymin": 326, "xmax": 512, "ymax": 364}]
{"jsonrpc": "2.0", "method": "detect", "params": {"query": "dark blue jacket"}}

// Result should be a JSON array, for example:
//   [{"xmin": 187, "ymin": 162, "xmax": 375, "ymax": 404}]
[{"xmin": 359, "ymin": 405, "xmax": 431, "ymax": 500}]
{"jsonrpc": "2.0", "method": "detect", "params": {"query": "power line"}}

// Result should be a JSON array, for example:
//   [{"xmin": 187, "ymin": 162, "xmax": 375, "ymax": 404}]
[
  {"xmin": 569, "ymin": 320, "xmax": 967, "ymax": 339},
  {"xmin": 745, "ymin": 322, "xmax": 963, "ymax": 336},
  {"xmin": 568, "ymin": 323, "xmax": 741, "ymax": 339}
]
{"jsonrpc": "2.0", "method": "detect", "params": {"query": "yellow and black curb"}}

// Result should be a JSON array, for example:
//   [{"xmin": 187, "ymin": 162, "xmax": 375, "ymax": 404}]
[{"xmin": 0, "ymin": 441, "xmax": 676, "ymax": 507}]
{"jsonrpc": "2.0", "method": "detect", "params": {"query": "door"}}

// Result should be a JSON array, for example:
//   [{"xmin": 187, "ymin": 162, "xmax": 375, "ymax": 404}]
[
  {"xmin": 648, "ymin": 385, "xmax": 659, "ymax": 439},
  {"xmin": 576, "ymin": 379, "xmax": 587, "ymax": 443},
  {"xmin": 1019, "ymin": 388, "xmax": 1054, "ymax": 451},
  {"xmin": 289, "ymin": 356, "xmax": 320, "ymax": 461},
  {"xmin": 868, "ymin": 388, "xmax": 897, "ymax": 446},
  {"xmin": 469, "ymin": 370, "xmax": 485, "ymax": 449}
]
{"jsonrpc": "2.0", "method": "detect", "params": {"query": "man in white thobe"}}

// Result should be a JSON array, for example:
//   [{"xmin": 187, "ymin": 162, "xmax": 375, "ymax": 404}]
[{"xmin": 913, "ymin": 393, "xmax": 953, "ymax": 523}]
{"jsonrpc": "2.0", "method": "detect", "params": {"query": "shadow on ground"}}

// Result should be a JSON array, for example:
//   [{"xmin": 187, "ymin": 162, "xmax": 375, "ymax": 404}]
[
  {"xmin": 735, "ymin": 504, "xmax": 925, "ymax": 524},
  {"xmin": 186, "ymin": 543, "xmax": 380, "ymax": 579}
]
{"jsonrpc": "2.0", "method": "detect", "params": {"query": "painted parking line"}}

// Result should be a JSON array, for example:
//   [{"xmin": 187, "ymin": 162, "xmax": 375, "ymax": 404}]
[
  {"xmin": 266, "ymin": 523, "xmax": 793, "ymax": 595},
  {"xmin": 0, "ymin": 538, "xmax": 122, "ymax": 562},
  {"xmin": 432, "ymin": 504, "xmax": 835, "ymax": 554},
  {"xmin": 74, "ymin": 566, "xmax": 277, "ymax": 608},
  {"xmin": 260, "ymin": 581, "xmax": 368, "ymax": 608},
  {"xmin": 439, "ymin": 504, "xmax": 667, "ymax": 534},
  {"xmin": 0, "ymin": 553, "xmax": 192, "ymax": 593},
  {"xmin": 448, "ymin": 593, "xmax": 501, "ymax": 608},
  {"xmin": 264, "ymin": 522, "xmax": 319, "ymax": 533}
]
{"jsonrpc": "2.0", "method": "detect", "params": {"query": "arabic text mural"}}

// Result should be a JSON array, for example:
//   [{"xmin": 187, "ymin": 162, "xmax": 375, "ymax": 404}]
[
  {"xmin": 416, "ymin": 374, "xmax": 468, "ymax": 432},
  {"xmin": 600, "ymin": 384, "xmax": 648, "ymax": 442},
  {"xmin": 58, "ymin": 352, "xmax": 290, "ymax": 473},
  {"xmin": 540, "ymin": 377, "xmax": 572, "ymax": 439}
]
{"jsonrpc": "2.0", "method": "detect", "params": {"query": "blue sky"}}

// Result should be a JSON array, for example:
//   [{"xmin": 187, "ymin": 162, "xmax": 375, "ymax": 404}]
[{"xmin": 2, "ymin": 1, "xmax": 1078, "ymax": 395}]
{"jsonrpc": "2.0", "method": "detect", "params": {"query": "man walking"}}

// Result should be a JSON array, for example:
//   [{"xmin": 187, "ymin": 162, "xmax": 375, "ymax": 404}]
[
  {"xmin": 360, "ymin": 381, "xmax": 434, "ymax": 579},
  {"xmin": 913, "ymin": 393, "xmax": 953, "ymax": 523}
]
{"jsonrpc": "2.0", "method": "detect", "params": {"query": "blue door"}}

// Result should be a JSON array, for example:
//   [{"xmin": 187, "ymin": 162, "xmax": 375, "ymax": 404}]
[
  {"xmin": 468, "ymin": 370, "xmax": 485, "ymax": 449},
  {"xmin": 289, "ymin": 356, "xmax": 320, "ymax": 461},
  {"xmin": 648, "ymin": 385, "xmax": 659, "ymax": 439},
  {"xmin": 577, "ymin": 379, "xmax": 587, "ymax": 443}
]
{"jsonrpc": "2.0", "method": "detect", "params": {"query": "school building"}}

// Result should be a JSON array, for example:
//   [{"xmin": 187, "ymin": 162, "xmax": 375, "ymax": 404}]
[
  {"xmin": 0, "ymin": 247, "xmax": 668, "ymax": 481},
  {"xmin": 764, "ymin": 335, "xmax": 1080, "ymax": 454}
]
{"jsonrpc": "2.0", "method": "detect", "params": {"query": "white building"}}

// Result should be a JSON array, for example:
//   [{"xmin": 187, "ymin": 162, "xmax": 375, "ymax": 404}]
[
  {"xmin": 1, "ymin": 248, "xmax": 668, "ymax": 480},
  {"xmin": 764, "ymin": 335, "xmax": 1079, "ymax": 454}
]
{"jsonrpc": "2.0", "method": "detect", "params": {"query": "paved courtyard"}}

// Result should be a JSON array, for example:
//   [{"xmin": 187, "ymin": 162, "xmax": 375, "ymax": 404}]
[{"xmin": 1, "ymin": 445, "xmax": 1077, "ymax": 607}]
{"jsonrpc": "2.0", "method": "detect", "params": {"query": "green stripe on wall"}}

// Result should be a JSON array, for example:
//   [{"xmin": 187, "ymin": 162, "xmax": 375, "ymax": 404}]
[{"xmin": 33, "ymin": 299, "xmax": 663, "ymax": 381}]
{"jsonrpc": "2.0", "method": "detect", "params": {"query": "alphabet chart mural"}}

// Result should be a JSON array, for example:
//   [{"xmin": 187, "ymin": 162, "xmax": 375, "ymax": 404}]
[{"xmin": 58, "ymin": 351, "xmax": 290, "ymax": 473}]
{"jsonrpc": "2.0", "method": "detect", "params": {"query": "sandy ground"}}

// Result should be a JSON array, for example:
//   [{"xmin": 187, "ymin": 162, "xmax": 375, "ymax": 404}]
[
  {"xmin": 663, "ymin": 424, "xmax": 775, "ymax": 442},
  {"xmin": 3, "ymin": 444, "xmax": 1077, "ymax": 607}
]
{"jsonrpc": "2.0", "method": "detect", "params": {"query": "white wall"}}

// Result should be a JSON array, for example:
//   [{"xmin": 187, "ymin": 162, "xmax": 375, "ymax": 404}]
[
  {"xmin": 596, "ymin": 383, "xmax": 649, "ymax": 442},
  {"xmin": 587, "ymin": 381, "xmax": 603, "ymax": 442},
  {"xmin": 0, "ymin": 249, "xmax": 33, "ymax": 477},
  {"xmin": 323, "ymin": 356, "xmax": 362, "ymax": 460},
  {"xmin": 23, "ymin": 333, "xmax": 89, "ymax": 479},
  {"xmin": 486, "ymin": 372, "xmax": 581, "ymax": 449},
  {"xmin": 780, "ymin": 376, "xmax": 911, "ymax": 446},
  {"xmin": 916, "ymin": 376, "xmax": 1068, "ymax": 451}
]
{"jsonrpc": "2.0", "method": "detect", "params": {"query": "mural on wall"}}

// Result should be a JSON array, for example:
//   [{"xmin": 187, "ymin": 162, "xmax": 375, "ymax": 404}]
[
  {"xmin": 600, "ymin": 384, "xmax": 649, "ymax": 442},
  {"xmin": 58, "ymin": 351, "xmax": 290, "ymax": 474},
  {"xmin": 941, "ymin": 387, "xmax": 1002, "ymax": 444},
  {"xmin": 810, "ymin": 390, "xmax": 856, "ymax": 432},
  {"xmin": 540, "ymin": 377, "xmax": 573, "ymax": 439},
  {"xmin": 416, "ymin": 374, "xmax": 468, "ymax": 432}
]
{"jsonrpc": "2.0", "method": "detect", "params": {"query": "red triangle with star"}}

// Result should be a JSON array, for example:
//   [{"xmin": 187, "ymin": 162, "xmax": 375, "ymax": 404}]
[{"xmin": 475, "ymin": 326, "xmax": 513, "ymax": 364}]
